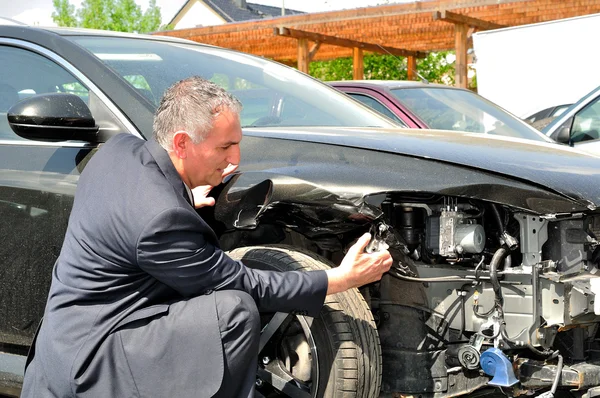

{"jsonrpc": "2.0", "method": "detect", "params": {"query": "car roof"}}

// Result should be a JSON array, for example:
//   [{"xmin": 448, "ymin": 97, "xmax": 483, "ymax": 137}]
[
  {"xmin": 328, "ymin": 80, "xmax": 457, "ymax": 90},
  {"xmin": 0, "ymin": 24, "xmax": 202, "ymax": 46}
]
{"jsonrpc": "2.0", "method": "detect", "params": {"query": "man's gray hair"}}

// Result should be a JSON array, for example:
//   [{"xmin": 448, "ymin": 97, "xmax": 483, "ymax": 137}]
[{"xmin": 153, "ymin": 76, "xmax": 242, "ymax": 150}]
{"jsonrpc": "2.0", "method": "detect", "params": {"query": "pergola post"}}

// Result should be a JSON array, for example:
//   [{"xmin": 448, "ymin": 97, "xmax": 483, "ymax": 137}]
[
  {"xmin": 407, "ymin": 55, "xmax": 417, "ymax": 80},
  {"xmin": 353, "ymin": 47, "xmax": 364, "ymax": 80},
  {"xmin": 432, "ymin": 10, "xmax": 506, "ymax": 89},
  {"xmin": 297, "ymin": 38, "xmax": 309, "ymax": 73},
  {"xmin": 454, "ymin": 23, "xmax": 468, "ymax": 88}
]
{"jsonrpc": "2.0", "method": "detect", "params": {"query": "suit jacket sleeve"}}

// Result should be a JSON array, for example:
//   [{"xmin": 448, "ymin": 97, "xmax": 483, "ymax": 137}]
[{"xmin": 135, "ymin": 206, "xmax": 328, "ymax": 316}]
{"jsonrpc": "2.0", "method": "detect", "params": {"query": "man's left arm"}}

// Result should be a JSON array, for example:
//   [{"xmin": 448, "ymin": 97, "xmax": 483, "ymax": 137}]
[{"xmin": 136, "ymin": 206, "xmax": 328, "ymax": 315}]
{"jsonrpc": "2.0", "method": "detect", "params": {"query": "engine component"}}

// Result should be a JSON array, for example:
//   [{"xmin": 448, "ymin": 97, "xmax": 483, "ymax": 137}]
[
  {"xmin": 394, "ymin": 205, "xmax": 424, "ymax": 252},
  {"xmin": 365, "ymin": 223, "xmax": 391, "ymax": 253},
  {"xmin": 426, "ymin": 209, "xmax": 486, "ymax": 258},
  {"xmin": 480, "ymin": 347, "xmax": 518, "ymax": 387},
  {"xmin": 516, "ymin": 357, "xmax": 600, "ymax": 390},
  {"xmin": 458, "ymin": 345, "xmax": 480, "ymax": 370},
  {"xmin": 455, "ymin": 224, "xmax": 486, "ymax": 254}
]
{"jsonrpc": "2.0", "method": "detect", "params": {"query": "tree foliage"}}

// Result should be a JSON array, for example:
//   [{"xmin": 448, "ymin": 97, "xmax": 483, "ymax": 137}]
[
  {"xmin": 52, "ymin": 0, "xmax": 162, "ymax": 33},
  {"xmin": 309, "ymin": 51, "xmax": 457, "ymax": 86},
  {"xmin": 52, "ymin": 0, "xmax": 77, "ymax": 27}
]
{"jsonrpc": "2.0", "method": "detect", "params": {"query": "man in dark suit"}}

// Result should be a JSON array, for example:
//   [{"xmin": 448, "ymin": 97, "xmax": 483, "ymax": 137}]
[{"xmin": 21, "ymin": 76, "xmax": 392, "ymax": 397}]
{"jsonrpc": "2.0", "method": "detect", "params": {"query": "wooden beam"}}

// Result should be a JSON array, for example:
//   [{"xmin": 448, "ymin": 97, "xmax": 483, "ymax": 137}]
[
  {"xmin": 432, "ymin": 10, "xmax": 505, "ymax": 30},
  {"xmin": 297, "ymin": 38, "xmax": 309, "ymax": 73},
  {"xmin": 454, "ymin": 24, "xmax": 468, "ymax": 89},
  {"xmin": 407, "ymin": 55, "xmax": 417, "ymax": 81},
  {"xmin": 308, "ymin": 42, "xmax": 321, "ymax": 62},
  {"xmin": 274, "ymin": 26, "xmax": 426, "ymax": 59},
  {"xmin": 353, "ymin": 47, "xmax": 364, "ymax": 80}
]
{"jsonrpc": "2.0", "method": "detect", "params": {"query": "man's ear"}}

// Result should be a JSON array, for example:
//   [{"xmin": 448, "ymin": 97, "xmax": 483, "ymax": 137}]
[{"xmin": 172, "ymin": 131, "xmax": 189, "ymax": 159}]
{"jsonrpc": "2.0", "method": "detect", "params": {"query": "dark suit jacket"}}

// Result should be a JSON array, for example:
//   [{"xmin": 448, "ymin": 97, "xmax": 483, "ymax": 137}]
[{"xmin": 22, "ymin": 134, "xmax": 328, "ymax": 397}]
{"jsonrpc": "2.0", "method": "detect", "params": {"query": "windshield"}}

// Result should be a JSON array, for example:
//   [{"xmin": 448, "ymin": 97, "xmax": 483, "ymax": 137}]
[
  {"xmin": 69, "ymin": 36, "xmax": 397, "ymax": 129},
  {"xmin": 390, "ymin": 87, "xmax": 550, "ymax": 142}
]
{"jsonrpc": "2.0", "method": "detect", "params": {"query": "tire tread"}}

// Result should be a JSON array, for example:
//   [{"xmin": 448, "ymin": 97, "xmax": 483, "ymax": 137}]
[{"xmin": 227, "ymin": 245, "xmax": 382, "ymax": 398}]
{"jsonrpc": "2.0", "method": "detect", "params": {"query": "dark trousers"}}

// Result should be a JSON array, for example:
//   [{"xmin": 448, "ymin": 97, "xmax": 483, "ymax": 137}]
[
  {"xmin": 21, "ymin": 290, "xmax": 261, "ymax": 398},
  {"xmin": 213, "ymin": 290, "xmax": 261, "ymax": 397}
]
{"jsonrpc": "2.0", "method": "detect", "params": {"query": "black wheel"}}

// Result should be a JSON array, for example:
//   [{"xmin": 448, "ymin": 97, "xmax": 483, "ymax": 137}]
[{"xmin": 227, "ymin": 246, "xmax": 382, "ymax": 398}]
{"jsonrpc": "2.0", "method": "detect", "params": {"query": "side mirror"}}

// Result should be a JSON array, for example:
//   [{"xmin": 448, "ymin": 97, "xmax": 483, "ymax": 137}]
[
  {"xmin": 555, "ymin": 126, "xmax": 571, "ymax": 145},
  {"xmin": 8, "ymin": 93, "xmax": 99, "ymax": 143},
  {"xmin": 549, "ymin": 116, "xmax": 573, "ymax": 146}
]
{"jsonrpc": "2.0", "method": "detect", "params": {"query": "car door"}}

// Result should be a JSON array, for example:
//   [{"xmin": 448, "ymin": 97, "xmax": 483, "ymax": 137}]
[
  {"xmin": 334, "ymin": 85, "xmax": 425, "ymax": 128},
  {"xmin": 0, "ymin": 38, "xmax": 138, "ymax": 369}
]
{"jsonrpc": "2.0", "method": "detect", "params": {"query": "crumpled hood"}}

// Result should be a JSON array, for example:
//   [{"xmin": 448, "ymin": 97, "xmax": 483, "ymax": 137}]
[{"xmin": 244, "ymin": 127, "xmax": 600, "ymax": 210}]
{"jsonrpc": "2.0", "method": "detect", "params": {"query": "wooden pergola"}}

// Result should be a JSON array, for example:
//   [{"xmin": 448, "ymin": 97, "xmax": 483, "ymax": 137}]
[{"xmin": 156, "ymin": 0, "xmax": 600, "ymax": 88}]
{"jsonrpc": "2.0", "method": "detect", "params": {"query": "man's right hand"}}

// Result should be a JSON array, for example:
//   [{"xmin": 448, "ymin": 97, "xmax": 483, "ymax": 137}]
[{"xmin": 325, "ymin": 233, "xmax": 393, "ymax": 295}]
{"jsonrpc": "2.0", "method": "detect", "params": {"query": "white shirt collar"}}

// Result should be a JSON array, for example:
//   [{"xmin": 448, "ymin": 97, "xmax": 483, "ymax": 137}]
[{"xmin": 183, "ymin": 183, "xmax": 194, "ymax": 205}]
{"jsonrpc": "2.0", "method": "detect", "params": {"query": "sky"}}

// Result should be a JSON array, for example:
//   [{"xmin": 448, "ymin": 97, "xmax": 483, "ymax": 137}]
[{"xmin": 0, "ymin": 0, "xmax": 403, "ymax": 27}]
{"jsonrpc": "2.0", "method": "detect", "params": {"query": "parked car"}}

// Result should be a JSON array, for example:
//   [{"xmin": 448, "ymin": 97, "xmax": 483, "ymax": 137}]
[
  {"xmin": 2, "ymin": 25, "xmax": 600, "ymax": 398},
  {"xmin": 543, "ymin": 85, "xmax": 600, "ymax": 155},
  {"xmin": 524, "ymin": 103, "xmax": 572, "ymax": 124},
  {"xmin": 329, "ymin": 80, "xmax": 552, "ymax": 142}
]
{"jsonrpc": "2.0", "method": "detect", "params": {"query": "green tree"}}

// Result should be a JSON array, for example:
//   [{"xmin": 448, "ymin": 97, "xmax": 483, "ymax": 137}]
[
  {"xmin": 77, "ymin": 0, "xmax": 113, "ymax": 30},
  {"xmin": 140, "ymin": 0, "xmax": 163, "ymax": 33},
  {"xmin": 110, "ymin": 0, "xmax": 142, "ymax": 32},
  {"xmin": 309, "ymin": 51, "xmax": 458, "ymax": 86},
  {"xmin": 52, "ymin": 0, "xmax": 163, "ymax": 33},
  {"xmin": 52, "ymin": 0, "xmax": 77, "ymax": 27},
  {"xmin": 416, "ymin": 51, "xmax": 455, "ymax": 86}
]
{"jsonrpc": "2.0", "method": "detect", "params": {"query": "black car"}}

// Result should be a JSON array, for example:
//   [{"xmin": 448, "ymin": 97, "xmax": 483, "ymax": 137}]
[{"xmin": 2, "ymin": 25, "xmax": 600, "ymax": 398}]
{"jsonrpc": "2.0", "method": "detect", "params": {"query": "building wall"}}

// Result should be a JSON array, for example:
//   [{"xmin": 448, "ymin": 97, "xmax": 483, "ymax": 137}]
[{"xmin": 175, "ymin": 1, "xmax": 226, "ymax": 29}]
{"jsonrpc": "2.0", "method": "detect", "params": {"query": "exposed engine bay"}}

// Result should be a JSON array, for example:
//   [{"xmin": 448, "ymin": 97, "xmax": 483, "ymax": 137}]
[
  {"xmin": 213, "ymin": 168, "xmax": 600, "ymax": 397},
  {"xmin": 362, "ymin": 193, "xmax": 600, "ymax": 397}
]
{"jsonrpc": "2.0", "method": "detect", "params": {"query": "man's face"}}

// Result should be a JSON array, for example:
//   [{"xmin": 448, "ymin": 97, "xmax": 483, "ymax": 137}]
[{"xmin": 183, "ymin": 109, "xmax": 242, "ymax": 188}]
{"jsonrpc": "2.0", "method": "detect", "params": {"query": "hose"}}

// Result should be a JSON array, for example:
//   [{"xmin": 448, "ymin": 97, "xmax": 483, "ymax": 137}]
[
  {"xmin": 536, "ymin": 353, "xmax": 563, "ymax": 398},
  {"xmin": 490, "ymin": 247, "xmax": 509, "ymax": 308},
  {"xmin": 491, "ymin": 203, "xmax": 505, "ymax": 233},
  {"xmin": 550, "ymin": 354, "xmax": 563, "ymax": 395},
  {"xmin": 388, "ymin": 269, "xmax": 473, "ymax": 283},
  {"xmin": 526, "ymin": 342, "xmax": 554, "ymax": 357}
]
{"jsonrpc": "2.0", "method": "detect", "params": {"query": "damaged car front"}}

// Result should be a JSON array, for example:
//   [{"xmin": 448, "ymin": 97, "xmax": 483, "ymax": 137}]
[
  {"xmin": 210, "ymin": 127, "xmax": 600, "ymax": 398},
  {"xmin": 2, "ymin": 24, "xmax": 600, "ymax": 398}
]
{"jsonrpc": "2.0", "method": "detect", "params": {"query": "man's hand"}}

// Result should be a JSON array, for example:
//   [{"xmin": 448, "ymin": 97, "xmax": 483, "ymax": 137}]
[
  {"xmin": 191, "ymin": 164, "xmax": 239, "ymax": 208},
  {"xmin": 325, "ymin": 233, "xmax": 393, "ymax": 295}
]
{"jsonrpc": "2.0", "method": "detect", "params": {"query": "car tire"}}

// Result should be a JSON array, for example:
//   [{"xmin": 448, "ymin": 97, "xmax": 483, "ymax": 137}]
[{"xmin": 227, "ymin": 245, "xmax": 382, "ymax": 398}]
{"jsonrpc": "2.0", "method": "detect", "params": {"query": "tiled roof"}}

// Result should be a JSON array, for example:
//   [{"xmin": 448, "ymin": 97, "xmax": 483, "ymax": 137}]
[
  {"xmin": 203, "ymin": 0, "xmax": 255, "ymax": 22},
  {"xmin": 246, "ymin": 3, "xmax": 304, "ymax": 18},
  {"xmin": 159, "ymin": 0, "xmax": 600, "ymax": 62},
  {"xmin": 172, "ymin": 0, "xmax": 304, "ymax": 24}
]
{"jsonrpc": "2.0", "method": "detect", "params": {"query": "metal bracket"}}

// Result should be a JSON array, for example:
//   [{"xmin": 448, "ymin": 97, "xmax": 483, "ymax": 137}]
[{"xmin": 516, "ymin": 213, "xmax": 549, "ymax": 268}]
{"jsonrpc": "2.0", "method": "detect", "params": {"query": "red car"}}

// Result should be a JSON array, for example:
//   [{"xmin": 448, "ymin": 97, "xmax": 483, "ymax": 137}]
[{"xmin": 329, "ymin": 80, "xmax": 550, "ymax": 142}]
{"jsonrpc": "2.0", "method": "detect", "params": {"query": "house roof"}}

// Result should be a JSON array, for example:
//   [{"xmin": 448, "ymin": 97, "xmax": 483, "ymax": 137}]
[
  {"xmin": 169, "ymin": 0, "xmax": 304, "ymax": 25},
  {"xmin": 247, "ymin": 3, "xmax": 304, "ymax": 17},
  {"xmin": 158, "ymin": 0, "xmax": 600, "ymax": 63}
]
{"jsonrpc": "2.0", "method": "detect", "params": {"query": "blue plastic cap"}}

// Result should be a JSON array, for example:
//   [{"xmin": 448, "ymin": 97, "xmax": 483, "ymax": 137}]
[{"xmin": 480, "ymin": 347, "xmax": 518, "ymax": 387}]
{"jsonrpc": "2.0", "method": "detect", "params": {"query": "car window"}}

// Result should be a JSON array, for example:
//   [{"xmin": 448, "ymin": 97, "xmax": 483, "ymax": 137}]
[
  {"xmin": 347, "ymin": 93, "xmax": 406, "ymax": 125},
  {"xmin": 69, "ymin": 36, "xmax": 397, "ymax": 129},
  {"xmin": 551, "ymin": 105, "xmax": 569, "ymax": 117},
  {"xmin": 571, "ymin": 96, "xmax": 600, "ymax": 143},
  {"xmin": 390, "ymin": 87, "xmax": 550, "ymax": 142},
  {"xmin": 525, "ymin": 108, "xmax": 549, "ymax": 123},
  {"xmin": 0, "ymin": 46, "xmax": 90, "ymax": 141}
]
